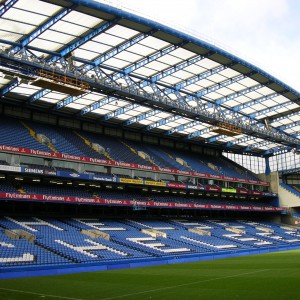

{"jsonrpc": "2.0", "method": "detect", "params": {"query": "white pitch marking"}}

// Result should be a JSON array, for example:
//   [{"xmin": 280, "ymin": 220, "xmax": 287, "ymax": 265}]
[
  {"xmin": 0, "ymin": 287, "xmax": 85, "ymax": 300},
  {"xmin": 101, "ymin": 269, "xmax": 269, "ymax": 300}
]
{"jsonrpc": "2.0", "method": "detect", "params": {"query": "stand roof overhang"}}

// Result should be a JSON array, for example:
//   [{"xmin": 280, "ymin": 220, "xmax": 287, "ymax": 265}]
[{"xmin": 0, "ymin": 0, "xmax": 299, "ymax": 156}]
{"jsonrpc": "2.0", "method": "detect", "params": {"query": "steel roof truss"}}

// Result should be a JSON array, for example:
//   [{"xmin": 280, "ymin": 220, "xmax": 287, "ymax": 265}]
[{"xmin": 197, "ymin": 74, "xmax": 245, "ymax": 98}]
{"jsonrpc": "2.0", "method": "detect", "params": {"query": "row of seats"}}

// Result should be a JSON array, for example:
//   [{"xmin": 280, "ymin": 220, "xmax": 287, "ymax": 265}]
[{"xmin": 0, "ymin": 182, "xmax": 276, "ymax": 208}]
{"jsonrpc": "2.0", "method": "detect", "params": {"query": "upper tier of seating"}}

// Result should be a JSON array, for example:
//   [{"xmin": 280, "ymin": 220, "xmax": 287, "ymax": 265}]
[
  {"xmin": 0, "ymin": 116, "xmax": 259, "ymax": 180},
  {"xmin": 0, "ymin": 217, "xmax": 299, "ymax": 268}
]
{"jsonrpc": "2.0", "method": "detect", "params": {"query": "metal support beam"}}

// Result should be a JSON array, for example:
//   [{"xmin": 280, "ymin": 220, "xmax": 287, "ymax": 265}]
[
  {"xmin": 279, "ymin": 120, "xmax": 300, "ymax": 131},
  {"xmin": 0, "ymin": 78, "xmax": 19, "ymax": 96},
  {"xmin": 187, "ymin": 128, "xmax": 211, "ymax": 139},
  {"xmin": 113, "ymin": 42, "xmax": 189, "ymax": 80},
  {"xmin": 265, "ymin": 156, "xmax": 271, "ymax": 175},
  {"xmin": 142, "ymin": 55, "xmax": 205, "ymax": 87},
  {"xmin": 10, "ymin": 8, "xmax": 72, "ymax": 54},
  {"xmin": 167, "ymin": 120, "xmax": 201, "ymax": 135},
  {"xmin": 243, "ymin": 140, "xmax": 275, "ymax": 152},
  {"xmin": 250, "ymin": 101, "xmax": 294, "ymax": 119},
  {"xmin": 270, "ymin": 111, "xmax": 300, "ymax": 124},
  {"xmin": 83, "ymin": 29, "xmax": 156, "ymax": 74},
  {"xmin": 224, "ymin": 136, "xmax": 257, "ymax": 148},
  {"xmin": 233, "ymin": 92, "xmax": 278, "ymax": 112},
  {"xmin": 206, "ymin": 135, "xmax": 226, "ymax": 143},
  {"xmin": 215, "ymin": 83, "xmax": 264, "ymax": 106},
  {"xmin": 174, "ymin": 65, "xmax": 226, "ymax": 92},
  {"xmin": 0, "ymin": 0, "xmax": 18, "ymax": 17},
  {"xmin": 56, "ymin": 92, "xmax": 89, "ymax": 110},
  {"xmin": 124, "ymin": 109, "xmax": 161, "ymax": 126},
  {"xmin": 72, "ymin": 54, "xmax": 254, "ymax": 124},
  {"xmin": 263, "ymin": 146, "xmax": 292, "ymax": 156},
  {"xmin": 48, "ymin": 20, "xmax": 117, "ymax": 63},
  {"xmin": 197, "ymin": 74, "xmax": 245, "ymax": 98},
  {"xmin": 146, "ymin": 115, "xmax": 181, "ymax": 131},
  {"xmin": 104, "ymin": 103, "xmax": 140, "ymax": 120},
  {"xmin": 169, "ymin": 62, "xmax": 238, "ymax": 94},
  {"xmin": 29, "ymin": 89, "xmax": 51, "ymax": 103},
  {"xmin": 81, "ymin": 96, "xmax": 118, "ymax": 115}
]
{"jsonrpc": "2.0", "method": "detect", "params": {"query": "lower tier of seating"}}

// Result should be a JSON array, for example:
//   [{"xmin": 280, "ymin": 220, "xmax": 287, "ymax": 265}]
[{"xmin": 0, "ymin": 217, "xmax": 299, "ymax": 268}]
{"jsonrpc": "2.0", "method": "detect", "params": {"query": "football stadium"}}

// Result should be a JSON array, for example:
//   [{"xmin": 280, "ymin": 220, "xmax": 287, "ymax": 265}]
[{"xmin": 0, "ymin": 0, "xmax": 300, "ymax": 298}]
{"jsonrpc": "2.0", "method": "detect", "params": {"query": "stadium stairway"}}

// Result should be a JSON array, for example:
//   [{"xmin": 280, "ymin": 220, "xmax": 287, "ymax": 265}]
[
  {"xmin": 17, "ymin": 188, "xmax": 26, "ymax": 194},
  {"xmin": 293, "ymin": 186, "xmax": 300, "ymax": 193},
  {"xmin": 74, "ymin": 131, "xmax": 113, "ymax": 160},
  {"xmin": 34, "ymin": 240, "xmax": 80, "ymax": 263},
  {"xmin": 126, "ymin": 142, "xmax": 191, "ymax": 171},
  {"xmin": 163, "ymin": 150, "xmax": 194, "ymax": 171},
  {"xmin": 120, "ymin": 141, "xmax": 159, "ymax": 167},
  {"xmin": 20, "ymin": 121, "xmax": 58, "ymax": 153},
  {"xmin": 279, "ymin": 183, "xmax": 300, "ymax": 207}
]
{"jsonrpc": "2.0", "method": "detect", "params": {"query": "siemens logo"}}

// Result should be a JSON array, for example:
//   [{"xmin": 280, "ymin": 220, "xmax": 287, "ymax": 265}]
[{"xmin": 24, "ymin": 168, "xmax": 43, "ymax": 174}]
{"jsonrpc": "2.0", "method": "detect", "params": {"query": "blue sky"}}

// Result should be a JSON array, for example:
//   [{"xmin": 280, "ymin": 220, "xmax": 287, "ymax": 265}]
[{"xmin": 98, "ymin": 0, "xmax": 300, "ymax": 92}]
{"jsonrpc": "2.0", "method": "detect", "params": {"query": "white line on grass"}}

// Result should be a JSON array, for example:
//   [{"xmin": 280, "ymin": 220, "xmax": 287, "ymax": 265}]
[
  {"xmin": 0, "ymin": 287, "xmax": 85, "ymax": 300},
  {"xmin": 101, "ymin": 269, "xmax": 269, "ymax": 300}
]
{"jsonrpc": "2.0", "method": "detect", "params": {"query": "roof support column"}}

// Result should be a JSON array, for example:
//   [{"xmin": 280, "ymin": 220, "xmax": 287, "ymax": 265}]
[{"xmin": 265, "ymin": 156, "xmax": 271, "ymax": 176}]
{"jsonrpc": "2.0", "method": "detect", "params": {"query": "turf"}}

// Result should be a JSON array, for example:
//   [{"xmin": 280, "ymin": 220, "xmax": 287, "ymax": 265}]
[{"xmin": 1, "ymin": 250, "xmax": 300, "ymax": 300}]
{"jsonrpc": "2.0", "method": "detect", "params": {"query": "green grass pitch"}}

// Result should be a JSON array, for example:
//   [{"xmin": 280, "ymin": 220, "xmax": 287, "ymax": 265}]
[{"xmin": 1, "ymin": 250, "xmax": 300, "ymax": 300}]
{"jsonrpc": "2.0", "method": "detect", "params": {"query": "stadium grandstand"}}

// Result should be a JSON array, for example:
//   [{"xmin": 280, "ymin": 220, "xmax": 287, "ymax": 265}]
[{"xmin": 0, "ymin": 0, "xmax": 300, "ymax": 280}]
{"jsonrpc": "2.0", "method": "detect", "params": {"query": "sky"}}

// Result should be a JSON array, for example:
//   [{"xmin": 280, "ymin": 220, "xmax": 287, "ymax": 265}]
[{"xmin": 96, "ymin": 0, "xmax": 300, "ymax": 92}]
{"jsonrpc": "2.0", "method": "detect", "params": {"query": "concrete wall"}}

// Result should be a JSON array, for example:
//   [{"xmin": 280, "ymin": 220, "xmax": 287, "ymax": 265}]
[
  {"xmin": 278, "ymin": 184, "xmax": 300, "ymax": 208},
  {"xmin": 281, "ymin": 215, "xmax": 300, "ymax": 227}
]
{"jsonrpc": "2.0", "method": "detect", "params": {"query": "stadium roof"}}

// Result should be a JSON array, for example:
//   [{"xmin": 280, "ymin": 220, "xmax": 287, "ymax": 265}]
[{"xmin": 0, "ymin": 0, "xmax": 300, "ymax": 156}]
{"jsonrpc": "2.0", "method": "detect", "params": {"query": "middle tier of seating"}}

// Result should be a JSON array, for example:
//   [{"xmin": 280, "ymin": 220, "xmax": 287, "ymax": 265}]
[{"xmin": 0, "ymin": 181, "xmax": 276, "ymax": 208}]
